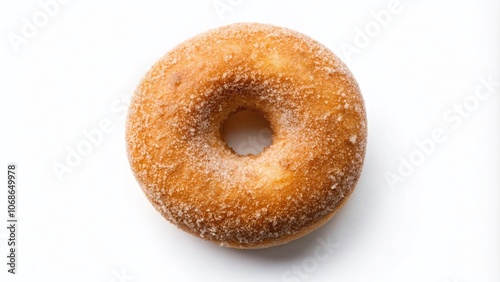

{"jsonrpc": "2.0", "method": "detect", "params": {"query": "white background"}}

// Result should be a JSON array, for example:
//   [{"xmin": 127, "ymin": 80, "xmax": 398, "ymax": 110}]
[{"xmin": 1, "ymin": 0, "xmax": 499, "ymax": 281}]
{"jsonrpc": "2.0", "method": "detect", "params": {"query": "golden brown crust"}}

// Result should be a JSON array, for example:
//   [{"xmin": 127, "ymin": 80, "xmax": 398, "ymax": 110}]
[{"xmin": 126, "ymin": 23, "xmax": 367, "ymax": 248}]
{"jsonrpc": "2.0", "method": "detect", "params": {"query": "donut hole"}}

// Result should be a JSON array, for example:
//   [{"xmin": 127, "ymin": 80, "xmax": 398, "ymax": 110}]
[{"xmin": 220, "ymin": 109, "xmax": 274, "ymax": 156}]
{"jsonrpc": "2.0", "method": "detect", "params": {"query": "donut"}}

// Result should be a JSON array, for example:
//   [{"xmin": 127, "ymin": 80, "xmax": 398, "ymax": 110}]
[{"xmin": 126, "ymin": 23, "xmax": 367, "ymax": 249}]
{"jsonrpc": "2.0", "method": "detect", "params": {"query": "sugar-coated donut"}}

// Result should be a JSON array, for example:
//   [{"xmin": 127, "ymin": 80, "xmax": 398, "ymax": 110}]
[{"xmin": 126, "ymin": 23, "xmax": 367, "ymax": 249}]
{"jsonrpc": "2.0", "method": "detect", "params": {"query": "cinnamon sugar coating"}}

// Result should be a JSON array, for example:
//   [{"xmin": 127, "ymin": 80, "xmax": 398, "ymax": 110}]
[{"xmin": 126, "ymin": 23, "xmax": 367, "ymax": 248}]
